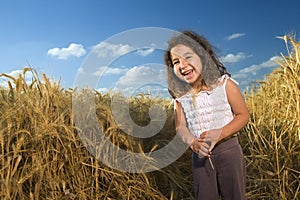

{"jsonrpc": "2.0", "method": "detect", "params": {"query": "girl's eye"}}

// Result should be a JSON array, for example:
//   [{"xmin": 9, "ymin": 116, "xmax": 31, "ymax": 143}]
[{"xmin": 172, "ymin": 60, "xmax": 179, "ymax": 66}]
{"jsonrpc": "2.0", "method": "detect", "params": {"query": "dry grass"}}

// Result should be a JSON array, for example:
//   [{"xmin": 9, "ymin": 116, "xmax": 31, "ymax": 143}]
[
  {"xmin": 240, "ymin": 35, "xmax": 300, "ymax": 200},
  {"xmin": 0, "ymin": 68, "xmax": 193, "ymax": 199},
  {"xmin": 0, "ymin": 34, "xmax": 299, "ymax": 199}
]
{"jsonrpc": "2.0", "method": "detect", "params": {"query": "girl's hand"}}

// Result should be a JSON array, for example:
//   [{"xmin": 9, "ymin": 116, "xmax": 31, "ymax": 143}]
[
  {"xmin": 199, "ymin": 128, "xmax": 223, "ymax": 156},
  {"xmin": 190, "ymin": 139, "xmax": 211, "ymax": 157}
]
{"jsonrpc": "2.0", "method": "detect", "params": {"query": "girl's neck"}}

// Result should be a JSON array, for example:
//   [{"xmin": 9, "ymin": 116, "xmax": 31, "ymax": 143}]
[{"xmin": 191, "ymin": 78, "xmax": 207, "ymax": 94}]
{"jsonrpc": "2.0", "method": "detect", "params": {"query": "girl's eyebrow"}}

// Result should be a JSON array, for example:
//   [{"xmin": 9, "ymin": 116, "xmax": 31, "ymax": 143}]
[
  {"xmin": 172, "ymin": 52, "xmax": 193, "ymax": 59},
  {"xmin": 172, "ymin": 52, "xmax": 193, "ymax": 61},
  {"xmin": 172, "ymin": 52, "xmax": 193, "ymax": 64},
  {"xmin": 171, "ymin": 57, "xmax": 178, "ymax": 64},
  {"xmin": 170, "ymin": 53, "xmax": 179, "ymax": 61},
  {"xmin": 183, "ymin": 52, "xmax": 193, "ymax": 56}
]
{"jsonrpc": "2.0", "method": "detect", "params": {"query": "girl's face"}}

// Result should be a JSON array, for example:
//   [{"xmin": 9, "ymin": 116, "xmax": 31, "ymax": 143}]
[{"xmin": 170, "ymin": 44, "xmax": 202, "ymax": 86}]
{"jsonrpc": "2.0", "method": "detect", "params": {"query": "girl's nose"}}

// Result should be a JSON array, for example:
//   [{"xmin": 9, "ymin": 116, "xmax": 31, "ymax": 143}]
[{"xmin": 179, "ymin": 58, "xmax": 188, "ymax": 70}]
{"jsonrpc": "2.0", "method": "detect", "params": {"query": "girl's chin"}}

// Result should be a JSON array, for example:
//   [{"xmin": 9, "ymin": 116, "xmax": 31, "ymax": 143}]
[{"xmin": 184, "ymin": 77, "xmax": 196, "ymax": 84}]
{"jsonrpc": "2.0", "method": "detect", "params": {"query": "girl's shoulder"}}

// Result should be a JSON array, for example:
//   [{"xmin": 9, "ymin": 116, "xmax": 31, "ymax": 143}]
[
  {"xmin": 220, "ymin": 74, "xmax": 239, "ymax": 86},
  {"xmin": 174, "ymin": 75, "xmax": 238, "ymax": 101},
  {"xmin": 196, "ymin": 75, "xmax": 238, "ymax": 95}
]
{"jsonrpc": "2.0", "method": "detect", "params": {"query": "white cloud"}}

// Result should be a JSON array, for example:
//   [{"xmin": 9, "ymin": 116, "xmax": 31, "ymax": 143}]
[
  {"xmin": 116, "ymin": 65, "xmax": 166, "ymax": 87},
  {"xmin": 226, "ymin": 33, "xmax": 245, "ymax": 40},
  {"xmin": 3, "ymin": 69, "xmax": 25, "ymax": 78},
  {"xmin": 136, "ymin": 48, "xmax": 155, "ymax": 56},
  {"xmin": 92, "ymin": 42, "xmax": 134, "ymax": 58},
  {"xmin": 220, "ymin": 52, "xmax": 250, "ymax": 64},
  {"xmin": 232, "ymin": 56, "xmax": 282, "ymax": 90},
  {"xmin": 0, "ymin": 69, "xmax": 32, "ymax": 86},
  {"xmin": 93, "ymin": 66, "xmax": 128, "ymax": 76},
  {"xmin": 0, "ymin": 69, "xmax": 37, "ymax": 88},
  {"xmin": 237, "ymin": 56, "xmax": 281, "ymax": 76},
  {"xmin": 77, "ymin": 67, "xmax": 85, "ymax": 74},
  {"xmin": 92, "ymin": 42, "xmax": 155, "ymax": 58},
  {"xmin": 113, "ymin": 65, "xmax": 167, "ymax": 96},
  {"xmin": 96, "ymin": 87, "xmax": 109, "ymax": 94},
  {"xmin": 48, "ymin": 43, "xmax": 86, "ymax": 60}
]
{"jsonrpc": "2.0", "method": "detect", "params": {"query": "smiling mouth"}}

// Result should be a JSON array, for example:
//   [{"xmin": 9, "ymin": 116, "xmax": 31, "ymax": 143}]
[{"xmin": 181, "ymin": 69, "xmax": 193, "ymax": 78}]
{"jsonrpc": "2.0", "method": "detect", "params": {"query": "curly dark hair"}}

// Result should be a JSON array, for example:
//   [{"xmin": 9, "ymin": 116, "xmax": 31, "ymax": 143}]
[{"xmin": 164, "ymin": 30, "xmax": 230, "ymax": 98}]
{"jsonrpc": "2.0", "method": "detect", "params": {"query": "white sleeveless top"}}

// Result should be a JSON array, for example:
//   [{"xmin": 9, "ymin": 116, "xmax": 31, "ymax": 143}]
[{"xmin": 175, "ymin": 75, "xmax": 237, "ymax": 138}]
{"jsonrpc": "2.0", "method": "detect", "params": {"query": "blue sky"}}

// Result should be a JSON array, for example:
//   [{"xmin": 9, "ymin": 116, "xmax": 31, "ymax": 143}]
[{"xmin": 1, "ymin": 0, "xmax": 299, "ymax": 96}]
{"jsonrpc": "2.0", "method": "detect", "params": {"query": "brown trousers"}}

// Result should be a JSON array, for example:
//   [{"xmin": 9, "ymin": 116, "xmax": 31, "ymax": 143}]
[{"xmin": 192, "ymin": 136, "xmax": 246, "ymax": 200}]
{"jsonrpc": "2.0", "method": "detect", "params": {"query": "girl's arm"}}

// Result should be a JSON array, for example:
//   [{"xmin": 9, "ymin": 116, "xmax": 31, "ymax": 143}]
[
  {"xmin": 174, "ymin": 100, "xmax": 197, "ymax": 146},
  {"xmin": 219, "ymin": 79, "xmax": 250, "ymax": 141}
]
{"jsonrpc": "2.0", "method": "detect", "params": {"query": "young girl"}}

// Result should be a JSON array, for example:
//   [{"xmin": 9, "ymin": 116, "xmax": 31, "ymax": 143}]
[{"xmin": 164, "ymin": 30, "xmax": 249, "ymax": 200}]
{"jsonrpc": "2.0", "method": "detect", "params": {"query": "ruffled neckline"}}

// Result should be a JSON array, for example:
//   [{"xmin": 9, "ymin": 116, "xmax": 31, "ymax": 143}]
[{"xmin": 175, "ymin": 74, "xmax": 238, "ymax": 100}]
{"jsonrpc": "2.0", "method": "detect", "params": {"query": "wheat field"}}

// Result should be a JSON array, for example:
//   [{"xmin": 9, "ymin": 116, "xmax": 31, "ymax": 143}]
[
  {"xmin": 0, "ymin": 35, "xmax": 299, "ymax": 199},
  {"xmin": 239, "ymin": 35, "xmax": 300, "ymax": 199}
]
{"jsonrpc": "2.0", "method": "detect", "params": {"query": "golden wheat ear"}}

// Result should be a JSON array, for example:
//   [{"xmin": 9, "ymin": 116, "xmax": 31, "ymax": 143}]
[{"xmin": 241, "ymin": 34, "xmax": 300, "ymax": 199}]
